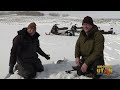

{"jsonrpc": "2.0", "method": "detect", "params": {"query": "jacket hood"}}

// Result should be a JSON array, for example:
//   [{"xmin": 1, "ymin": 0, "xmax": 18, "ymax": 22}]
[{"xmin": 17, "ymin": 28, "xmax": 40, "ymax": 39}]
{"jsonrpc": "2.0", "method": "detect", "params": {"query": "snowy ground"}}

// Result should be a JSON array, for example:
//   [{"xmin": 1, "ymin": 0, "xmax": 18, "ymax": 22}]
[{"xmin": 0, "ymin": 15, "xmax": 120, "ymax": 79}]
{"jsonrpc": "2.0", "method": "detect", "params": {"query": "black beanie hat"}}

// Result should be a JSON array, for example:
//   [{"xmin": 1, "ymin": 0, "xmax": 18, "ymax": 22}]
[{"xmin": 82, "ymin": 16, "xmax": 94, "ymax": 25}]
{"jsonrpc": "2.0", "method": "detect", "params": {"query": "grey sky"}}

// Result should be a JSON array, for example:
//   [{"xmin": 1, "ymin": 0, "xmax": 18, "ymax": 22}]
[{"xmin": 41, "ymin": 11, "xmax": 120, "ymax": 19}]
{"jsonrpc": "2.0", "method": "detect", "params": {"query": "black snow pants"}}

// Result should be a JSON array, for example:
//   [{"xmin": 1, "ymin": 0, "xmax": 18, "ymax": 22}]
[{"xmin": 16, "ymin": 58, "xmax": 44, "ymax": 79}]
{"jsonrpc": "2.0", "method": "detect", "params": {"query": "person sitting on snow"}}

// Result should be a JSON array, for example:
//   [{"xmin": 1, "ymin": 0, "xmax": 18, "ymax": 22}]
[
  {"xmin": 74, "ymin": 16, "xmax": 105, "ymax": 79},
  {"xmin": 9, "ymin": 22, "xmax": 50, "ymax": 79},
  {"xmin": 50, "ymin": 24, "xmax": 60, "ymax": 35}
]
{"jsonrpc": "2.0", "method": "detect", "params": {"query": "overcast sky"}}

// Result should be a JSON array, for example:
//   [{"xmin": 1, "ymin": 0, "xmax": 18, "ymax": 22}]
[{"xmin": 41, "ymin": 11, "xmax": 120, "ymax": 19}]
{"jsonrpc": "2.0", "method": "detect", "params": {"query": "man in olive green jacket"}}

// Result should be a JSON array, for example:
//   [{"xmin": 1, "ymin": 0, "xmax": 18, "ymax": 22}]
[{"xmin": 75, "ymin": 16, "xmax": 105, "ymax": 79}]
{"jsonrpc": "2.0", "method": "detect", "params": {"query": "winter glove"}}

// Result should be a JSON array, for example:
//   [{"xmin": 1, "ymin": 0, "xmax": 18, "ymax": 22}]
[
  {"xmin": 9, "ymin": 66, "xmax": 14, "ymax": 74},
  {"xmin": 45, "ymin": 54, "xmax": 50, "ymax": 60}
]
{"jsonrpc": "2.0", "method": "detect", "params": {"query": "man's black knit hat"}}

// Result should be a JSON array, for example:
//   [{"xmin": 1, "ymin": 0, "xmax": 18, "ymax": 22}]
[{"xmin": 82, "ymin": 16, "xmax": 94, "ymax": 25}]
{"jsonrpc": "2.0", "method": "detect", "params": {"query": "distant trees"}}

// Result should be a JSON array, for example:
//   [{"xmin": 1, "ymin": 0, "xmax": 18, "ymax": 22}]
[
  {"xmin": 0, "ymin": 11, "xmax": 69, "ymax": 17},
  {"xmin": 48, "ymin": 12, "xmax": 69, "ymax": 17},
  {"xmin": 0, "ymin": 11, "xmax": 11, "ymax": 15},
  {"xmin": 48, "ymin": 12, "xmax": 60, "ymax": 17},
  {"xmin": 10, "ymin": 11, "xmax": 45, "ymax": 16},
  {"xmin": 0, "ymin": 11, "xmax": 45, "ymax": 16},
  {"xmin": 62, "ymin": 14, "xmax": 69, "ymax": 17}
]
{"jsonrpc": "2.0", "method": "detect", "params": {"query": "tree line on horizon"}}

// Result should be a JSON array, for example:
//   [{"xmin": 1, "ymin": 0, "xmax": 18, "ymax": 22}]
[{"xmin": 0, "ymin": 11, "xmax": 69, "ymax": 17}]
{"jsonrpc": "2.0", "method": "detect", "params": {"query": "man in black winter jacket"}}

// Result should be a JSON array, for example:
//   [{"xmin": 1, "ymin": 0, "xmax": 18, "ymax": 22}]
[
  {"xmin": 9, "ymin": 22, "xmax": 50, "ymax": 79},
  {"xmin": 50, "ymin": 24, "xmax": 59, "ymax": 35}
]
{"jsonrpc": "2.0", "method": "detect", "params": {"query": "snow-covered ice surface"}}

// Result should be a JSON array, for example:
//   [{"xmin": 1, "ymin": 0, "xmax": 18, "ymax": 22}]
[{"xmin": 0, "ymin": 15, "xmax": 120, "ymax": 79}]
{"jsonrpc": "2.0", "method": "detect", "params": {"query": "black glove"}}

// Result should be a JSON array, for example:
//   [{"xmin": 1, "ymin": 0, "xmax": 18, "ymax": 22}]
[
  {"xmin": 45, "ymin": 54, "xmax": 50, "ymax": 60},
  {"xmin": 9, "ymin": 66, "xmax": 14, "ymax": 74}
]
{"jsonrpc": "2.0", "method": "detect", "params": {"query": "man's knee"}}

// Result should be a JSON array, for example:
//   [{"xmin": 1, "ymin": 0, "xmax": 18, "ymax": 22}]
[
  {"xmin": 88, "ymin": 57, "xmax": 105, "ymax": 78},
  {"xmin": 91, "ymin": 57, "xmax": 105, "ymax": 71}
]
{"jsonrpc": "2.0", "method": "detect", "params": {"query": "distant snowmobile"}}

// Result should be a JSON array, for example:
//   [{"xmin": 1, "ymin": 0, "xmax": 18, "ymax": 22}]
[{"xmin": 45, "ymin": 24, "xmax": 82, "ymax": 36}]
